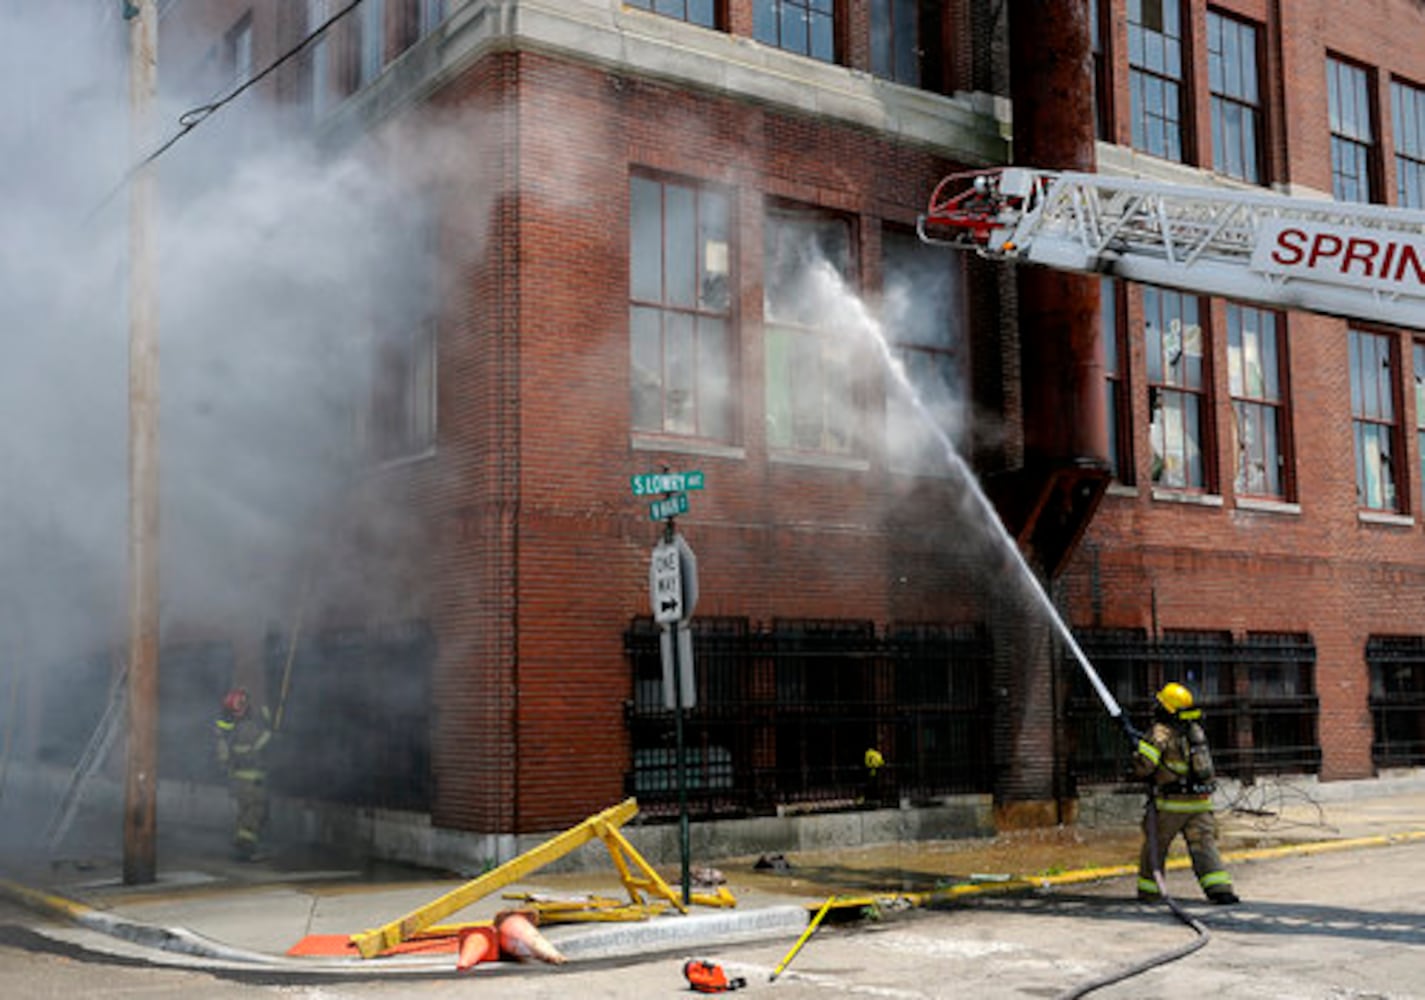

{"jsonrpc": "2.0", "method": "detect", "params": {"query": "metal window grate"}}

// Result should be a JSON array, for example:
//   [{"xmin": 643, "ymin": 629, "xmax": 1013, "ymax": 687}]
[
  {"xmin": 1066, "ymin": 629, "xmax": 1320, "ymax": 786},
  {"xmin": 1367, "ymin": 635, "xmax": 1425, "ymax": 766},
  {"xmin": 624, "ymin": 617, "xmax": 994, "ymax": 819}
]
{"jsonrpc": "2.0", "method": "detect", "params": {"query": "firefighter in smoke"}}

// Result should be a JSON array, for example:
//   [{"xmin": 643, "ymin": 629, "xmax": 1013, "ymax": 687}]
[
  {"xmin": 214, "ymin": 687, "xmax": 272, "ymax": 861},
  {"xmin": 1130, "ymin": 682, "xmax": 1239, "ymax": 904}
]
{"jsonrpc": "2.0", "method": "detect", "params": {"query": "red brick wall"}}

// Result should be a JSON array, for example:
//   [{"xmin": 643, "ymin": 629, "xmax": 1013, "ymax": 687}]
[
  {"xmin": 422, "ymin": 54, "xmax": 527, "ymax": 832},
  {"xmin": 494, "ymin": 52, "xmax": 989, "ymax": 830},
  {"xmin": 164, "ymin": 1, "xmax": 1425, "ymax": 833},
  {"xmin": 1068, "ymin": 1, "xmax": 1425, "ymax": 783}
]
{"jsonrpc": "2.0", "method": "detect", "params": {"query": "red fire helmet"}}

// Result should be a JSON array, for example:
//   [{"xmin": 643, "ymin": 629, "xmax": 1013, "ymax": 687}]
[{"xmin": 222, "ymin": 688, "xmax": 249, "ymax": 716}]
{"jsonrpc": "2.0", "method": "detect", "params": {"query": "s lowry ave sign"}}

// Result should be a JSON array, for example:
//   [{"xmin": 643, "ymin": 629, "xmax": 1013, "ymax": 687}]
[{"xmin": 630, "ymin": 471, "xmax": 705, "ymax": 496}]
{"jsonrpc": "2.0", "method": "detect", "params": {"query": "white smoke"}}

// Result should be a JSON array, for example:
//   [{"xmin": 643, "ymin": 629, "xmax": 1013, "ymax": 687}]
[{"xmin": 0, "ymin": 4, "xmax": 440, "ymax": 754}]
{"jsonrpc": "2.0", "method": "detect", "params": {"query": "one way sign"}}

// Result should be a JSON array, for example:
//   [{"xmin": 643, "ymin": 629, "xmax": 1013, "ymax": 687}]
[{"xmin": 649, "ymin": 534, "xmax": 698, "ymax": 625}]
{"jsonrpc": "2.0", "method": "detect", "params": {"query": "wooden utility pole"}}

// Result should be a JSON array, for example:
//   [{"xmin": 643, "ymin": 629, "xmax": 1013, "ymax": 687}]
[{"xmin": 123, "ymin": 0, "xmax": 160, "ymax": 886}]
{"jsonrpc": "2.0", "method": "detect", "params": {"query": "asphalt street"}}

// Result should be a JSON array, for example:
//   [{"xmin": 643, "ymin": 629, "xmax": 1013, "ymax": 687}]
[
  {"xmin": 435, "ymin": 838, "xmax": 1425, "ymax": 1000},
  {"xmin": 3, "ymin": 837, "xmax": 1422, "ymax": 998}
]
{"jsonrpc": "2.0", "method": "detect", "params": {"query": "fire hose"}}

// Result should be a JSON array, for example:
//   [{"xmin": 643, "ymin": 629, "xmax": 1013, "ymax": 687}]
[
  {"xmin": 1054, "ymin": 796, "xmax": 1210, "ymax": 999},
  {"xmin": 1055, "ymin": 650, "xmax": 1211, "ymax": 999}
]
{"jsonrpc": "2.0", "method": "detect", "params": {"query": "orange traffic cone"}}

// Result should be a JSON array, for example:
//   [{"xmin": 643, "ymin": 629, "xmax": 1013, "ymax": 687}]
[
  {"xmin": 456, "ymin": 926, "xmax": 498, "ymax": 971},
  {"xmin": 495, "ymin": 909, "xmax": 567, "ymax": 965}
]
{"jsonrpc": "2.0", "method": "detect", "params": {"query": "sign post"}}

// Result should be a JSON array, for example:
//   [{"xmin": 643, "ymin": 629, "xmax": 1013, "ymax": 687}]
[
  {"xmin": 635, "ymin": 468, "xmax": 703, "ymax": 904},
  {"xmin": 648, "ymin": 531, "xmax": 698, "ymax": 903}
]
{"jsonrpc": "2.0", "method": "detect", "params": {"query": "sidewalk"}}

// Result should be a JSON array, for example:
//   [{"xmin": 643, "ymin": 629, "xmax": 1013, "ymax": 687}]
[{"xmin": 4, "ymin": 773, "xmax": 1424, "ymax": 977}]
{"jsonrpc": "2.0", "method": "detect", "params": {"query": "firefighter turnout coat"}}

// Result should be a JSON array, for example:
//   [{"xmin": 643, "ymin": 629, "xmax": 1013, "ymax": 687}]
[{"xmin": 1132, "ymin": 715, "xmax": 1236, "ymax": 901}]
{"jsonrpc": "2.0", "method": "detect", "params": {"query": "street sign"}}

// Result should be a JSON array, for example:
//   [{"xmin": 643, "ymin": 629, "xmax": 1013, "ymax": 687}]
[
  {"xmin": 660, "ymin": 623, "xmax": 695, "ymax": 710},
  {"xmin": 650, "ymin": 539, "xmax": 684, "ymax": 624},
  {"xmin": 649, "ymin": 533, "xmax": 698, "ymax": 625},
  {"xmin": 648, "ymin": 492, "xmax": 689, "ymax": 521},
  {"xmin": 630, "ymin": 470, "xmax": 705, "ymax": 496}
]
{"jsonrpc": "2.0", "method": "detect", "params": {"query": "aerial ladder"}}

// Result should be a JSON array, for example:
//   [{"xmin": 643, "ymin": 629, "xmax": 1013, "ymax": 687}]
[
  {"xmin": 914, "ymin": 166, "xmax": 1425, "ymax": 997},
  {"xmin": 919, "ymin": 168, "xmax": 1425, "ymax": 330},
  {"xmin": 916, "ymin": 165, "xmax": 1425, "ymax": 717}
]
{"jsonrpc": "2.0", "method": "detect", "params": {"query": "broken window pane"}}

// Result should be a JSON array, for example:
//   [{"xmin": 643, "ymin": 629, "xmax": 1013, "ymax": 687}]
[
  {"xmin": 1227, "ymin": 303, "xmax": 1286, "ymax": 499},
  {"xmin": 764, "ymin": 206, "xmax": 857, "ymax": 455},
  {"xmin": 1145, "ymin": 285, "xmax": 1208, "ymax": 490},
  {"xmin": 883, "ymin": 227, "xmax": 965, "ymax": 474},
  {"xmin": 628, "ymin": 175, "xmax": 736, "ymax": 441},
  {"xmin": 1350, "ymin": 329, "xmax": 1401, "ymax": 511}
]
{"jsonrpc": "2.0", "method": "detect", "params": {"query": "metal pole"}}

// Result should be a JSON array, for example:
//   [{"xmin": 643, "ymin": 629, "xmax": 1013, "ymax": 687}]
[
  {"xmin": 666, "ymin": 515, "xmax": 691, "ymax": 905},
  {"xmin": 123, "ymin": 0, "xmax": 160, "ymax": 886},
  {"xmin": 672, "ymin": 624, "xmax": 691, "ymax": 905}
]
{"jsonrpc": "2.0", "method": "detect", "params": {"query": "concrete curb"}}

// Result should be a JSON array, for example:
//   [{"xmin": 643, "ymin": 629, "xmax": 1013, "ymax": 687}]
[
  {"xmin": 0, "ymin": 878, "xmax": 450, "ymax": 973},
  {"xmin": 918, "ymin": 828, "xmax": 1425, "ymax": 901},
  {"xmin": 0, "ymin": 874, "xmax": 810, "ymax": 973},
  {"xmin": 556, "ymin": 904, "xmax": 809, "ymax": 960}
]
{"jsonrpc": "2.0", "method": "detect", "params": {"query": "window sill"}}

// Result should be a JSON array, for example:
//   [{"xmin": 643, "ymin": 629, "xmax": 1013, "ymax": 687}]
[
  {"xmin": 769, "ymin": 450, "xmax": 870, "ymax": 472},
  {"xmin": 887, "ymin": 462, "xmax": 954, "ymax": 480},
  {"xmin": 1150, "ymin": 488, "xmax": 1224, "ymax": 507},
  {"xmin": 1234, "ymin": 496, "xmax": 1301, "ymax": 516},
  {"xmin": 631, "ymin": 435, "xmax": 746, "ymax": 462},
  {"xmin": 1105, "ymin": 482, "xmax": 1138, "ymax": 498},
  {"xmin": 374, "ymin": 444, "xmax": 437, "ymax": 470},
  {"xmin": 1358, "ymin": 510, "xmax": 1414, "ymax": 528}
]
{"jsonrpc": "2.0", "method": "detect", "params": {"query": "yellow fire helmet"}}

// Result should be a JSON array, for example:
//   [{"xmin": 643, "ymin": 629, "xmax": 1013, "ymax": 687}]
[{"xmin": 1156, "ymin": 682, "xmax": 1195, "ymax": 715}]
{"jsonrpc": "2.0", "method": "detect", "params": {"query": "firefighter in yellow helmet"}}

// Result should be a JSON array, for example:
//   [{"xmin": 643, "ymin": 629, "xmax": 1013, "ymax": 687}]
[
  {"xmin": 214, "ymin": 687, "xmax": 273, "ymax": 862},
  {"xmin": 862, "ymin": 747, "xmax": 886, "ymax": 806},
  {"xmin": 1130, "ymin": 682, "xmax": 1239, "ymax": 904}
]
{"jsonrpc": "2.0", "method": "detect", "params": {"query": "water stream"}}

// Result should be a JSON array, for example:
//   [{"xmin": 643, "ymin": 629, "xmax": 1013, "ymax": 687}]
[{"xmin": 809, "ymin": 261, "xmax": 1122, "ymax": 720}]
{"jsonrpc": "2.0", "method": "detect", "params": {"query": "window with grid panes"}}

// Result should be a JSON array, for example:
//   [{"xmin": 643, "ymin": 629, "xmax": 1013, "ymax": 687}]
[
  {"xmin": 224, "ymin": 12, "xmax": 253, "ymax": 88},
  {"xmin": 1393, "ymin": 78, "xmax": 1425, "ymax": 208},
  {"xmin": 1414, "ymin": 342, "xmax": 1425, "ymax": 501},
  {"xmin": 1090, "ymin": 0, "xmax": 1112, "ymax": 141},
  {"xmin": 882, "ymin": 228, "xmax": 964, "ymax": 473},
  {"xmin": 1328, "ymin": 57, "xmax": 1377, "ymax": 203},
  {"xmin": 1349, "ymin": 329, "xmax": 1400, "ymax": 511},
  {"xmin": 1128, "ymin": 0, "xmax": 1186, "ymax": 162},
  {"xmin": 629, "ymin": 175, "xmax": 734, "ymax": 441},
  {"xmin": 359, "ymin": 0, "xmax": 384, "ymax": 87},
  {"xmin": 1145, "ymin": 286, "xmax": 1208, "ymax": 489},
  {"xmin": 625, "ymin": 0, "xmax": 717, "ymax": 28},
  {"xmin": 1102, "ymin": 278, "xmax": 1133, "ymax": 483},
  {"xmin": 754, "ymin": 0, "xmax": 835, "ymax": 63},
  {"xmin": 1227, "ymin": 303, "xmax": 1286, "ymax": 499},
  {"xmin": 420, "ymin": 0, "xmax": 446, "ymax": 34},
  {"xmin": 372, "ymin": 205, "xmax": 439, "ymax": 462},
  {"xmin": 764, "ymin": 207, "xmax": 857, "ymax": 455},
  {"xmin": 392, "ymin": 0, "xmax": 445, "ymax": 55},
  {"xmin": 307, "ymin": 0, "xmax": 331, "ymax": 118},
  {"xmin": 1207, "ymin": 10, "xmax": 1262, "ymax": 184},
  {"xmin": 871, "ymin": 0, "xmax": 918, "ymax": 86}
]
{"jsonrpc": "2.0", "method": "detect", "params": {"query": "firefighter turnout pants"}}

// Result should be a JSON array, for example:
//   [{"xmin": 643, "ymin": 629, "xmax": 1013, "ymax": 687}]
[
  {"xmin": 230, "ymin": 771, "xmax": 269, "ymax": 857},
  {"xmin": 1138, "ymin": 796, "xmax": 1234, "ymax": 900}
]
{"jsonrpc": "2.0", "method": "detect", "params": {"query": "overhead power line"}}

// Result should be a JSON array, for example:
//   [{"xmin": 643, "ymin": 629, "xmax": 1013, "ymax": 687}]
[
  {"xmin": 167, "ymin": 0, "xmax": 364, "ymax": 148},
  {"xmin": 91, "ymin": 0, "xmax": 365, "ymax": 218}
]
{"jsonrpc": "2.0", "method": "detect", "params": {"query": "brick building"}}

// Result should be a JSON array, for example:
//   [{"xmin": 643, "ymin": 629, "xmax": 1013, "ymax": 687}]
[
  {"xmin": 133, "ymin": 0, "xmax": 1425, "ymax": 851},
  {"xmin": 1062, "ymin": 0, "xmax": 1425, "ymax": 791}
]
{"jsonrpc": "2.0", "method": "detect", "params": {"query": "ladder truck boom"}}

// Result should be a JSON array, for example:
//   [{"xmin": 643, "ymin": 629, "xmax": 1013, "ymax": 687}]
[{"xmin": 919, "ymin": 168, "xmax": 1425, "ymax": 329}]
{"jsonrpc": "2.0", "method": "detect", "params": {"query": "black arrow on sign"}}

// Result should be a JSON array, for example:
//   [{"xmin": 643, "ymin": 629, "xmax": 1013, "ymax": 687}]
[{"xmin": 660, "ymin": 599, "xmax": 679, "ymax": 614}]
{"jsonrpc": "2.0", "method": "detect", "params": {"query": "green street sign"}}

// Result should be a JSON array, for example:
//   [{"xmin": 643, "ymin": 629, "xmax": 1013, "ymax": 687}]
[
  {"xmin": 648, "ymin": 492, "xmax": 689, "ymax": 521},
  {"xmin": 630, "ymin": 470, "xmax": 705, "ymax": 496}
]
